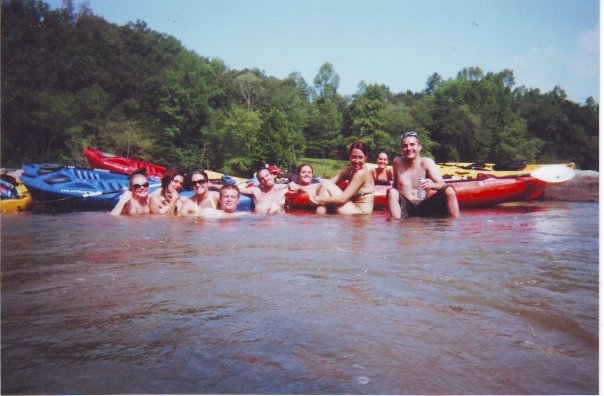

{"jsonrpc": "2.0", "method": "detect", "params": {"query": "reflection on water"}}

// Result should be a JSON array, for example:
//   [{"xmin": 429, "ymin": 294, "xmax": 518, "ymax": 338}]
[{"xmin": 1, "ymin": 201, "xmax": 598, "ymax": 394}]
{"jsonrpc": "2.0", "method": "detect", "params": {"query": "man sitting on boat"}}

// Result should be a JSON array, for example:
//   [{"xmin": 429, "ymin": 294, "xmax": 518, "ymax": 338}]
[{"xmin": 388, "ymin": 131, "xmax": 459, "ymax": 218}]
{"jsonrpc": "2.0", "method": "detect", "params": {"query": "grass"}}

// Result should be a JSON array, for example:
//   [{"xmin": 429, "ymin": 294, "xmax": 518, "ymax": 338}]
[{"xmin": 300, "ymin": 157, "xmax": 348, "ymax": 178}]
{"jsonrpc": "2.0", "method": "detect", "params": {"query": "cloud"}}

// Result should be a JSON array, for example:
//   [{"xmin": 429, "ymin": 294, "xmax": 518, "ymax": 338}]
[
  {"xmin": 570, "ymin": 25, "xmax": 599, "ymax": 80},
  {"xmin": 509, "ymin": 25, "xmax": 599, "ymax": 102}
]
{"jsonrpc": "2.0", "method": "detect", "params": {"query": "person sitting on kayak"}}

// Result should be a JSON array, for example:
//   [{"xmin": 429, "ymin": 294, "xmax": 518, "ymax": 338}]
[
  {"xmin": 387, "ymin": 131, "xmax": 459, "ymax": 218},
  {"xmin": 309, "ymin": 141, "xmax": 375, "ymax": 215},
  {"xmin": 197, "ymin": 184, "xmax": 244, "ymax": 219},
  {"xmin": 371, "ymin": 152, "xmax": 393, "ymax": 186},
  {"xmin": 240, "ymin": 166, "xmax": 294, "ymax": 215},
  {"xmin": 287, "ymin": 163, "xmax": 328, "ymax": 214},
  {"xmin": 111, "ymin": 172, "xmax": 151, "ymax": 216},
  {"xmin": 149, "ymin": 168, "xmax": 185, "ymax": 215},
  {"xmin": 180, "ymin": 170, "xmax": 219, "ymax": 216}
]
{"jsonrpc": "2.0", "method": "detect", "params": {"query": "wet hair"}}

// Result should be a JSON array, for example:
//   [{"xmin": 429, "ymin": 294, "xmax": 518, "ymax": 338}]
[
  {"xmin": 186, "ymin": 170, "xmax": 209, "ymax": 189},
  {"xmin": 161, "ymin": 167, "xmax": 185, "ymax": 190},
  {"xmin": 296, "ymin": 163, "xmax": 314, "ymax": 175},
  {"xmin": 377, "ymin": 151, "xmax": 389, "ymax": 159},
  {"xmin": 220, "ymin": 184, "xmax": 240, "ymax": 197},
  {"xmin": 348, "ymin": 141, "xmax": 370, "ymax": 158}
]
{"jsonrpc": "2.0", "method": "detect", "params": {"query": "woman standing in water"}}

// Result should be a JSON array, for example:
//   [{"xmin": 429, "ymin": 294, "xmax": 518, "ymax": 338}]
[
  {"xmin": 180, "ymin": 170, "xmax": 220, "ymax": 216},
  {"xmin": 309, "ymin": 141, "xmax": 375, "ymax": 215},
  {"xmin": 111, "ymin": 172, "xmax": 151, "ymax": 216},
  {"xmin": 149, "ymin": 168, "xmax": 185, "ymax": 215}
]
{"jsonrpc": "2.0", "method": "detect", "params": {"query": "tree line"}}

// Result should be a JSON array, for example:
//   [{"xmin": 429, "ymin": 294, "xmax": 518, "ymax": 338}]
[{"xmin": 2, "ymin": 0, "xmax": 599, "ymax": 176}]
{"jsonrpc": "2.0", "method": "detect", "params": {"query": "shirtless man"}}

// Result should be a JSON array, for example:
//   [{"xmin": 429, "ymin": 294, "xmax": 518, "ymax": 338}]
[
  {"xmin": 241, "ymin": 166, "xmax": 291, "ymax": 214},
  {"xmin": 197, "ymin": 184, "xmax": 243, "ymax": 219},
  {"xmin": 388, "ymin": 131, "xmax": 459, "ymax": 218}
]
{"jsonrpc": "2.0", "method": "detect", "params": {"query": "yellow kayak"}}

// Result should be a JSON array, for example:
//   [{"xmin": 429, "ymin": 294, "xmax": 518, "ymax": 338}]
[
  {"xmin": 1, "ymin": 183, "xmax": 33, "ymax": 214},
  {"xmin": 366, "ymin": 161, "xmax": 576, "ymax": 180},
  {"xmin": 437, "ymin": 162, "xmax": 576, "ymax": 179}
]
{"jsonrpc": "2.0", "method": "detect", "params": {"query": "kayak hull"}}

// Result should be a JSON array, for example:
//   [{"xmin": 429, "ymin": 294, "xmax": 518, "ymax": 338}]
[
  {"xmin": 1, "ymin": 184, "xmax": 33, "ymax": 213},
  {"xmin": 285, "ymin": 176, "xmax": 546, "ymax": 212},
  {"xmin": 84, "ymin": 147, "xmax": 166, "ymax": 177},
  {"xmin": 21, "ymin": 164, "xmax": 252, "ymax": 212}
]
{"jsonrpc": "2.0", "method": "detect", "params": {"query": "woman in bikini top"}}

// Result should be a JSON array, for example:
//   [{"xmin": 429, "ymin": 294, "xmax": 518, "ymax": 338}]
[
  {"xmin": 149, "ymin": 168, "xmax": 185, "ymax": 215},
  {"xmin": 310, "ymin": 141, "xmax": 375, "ymax": 215}
]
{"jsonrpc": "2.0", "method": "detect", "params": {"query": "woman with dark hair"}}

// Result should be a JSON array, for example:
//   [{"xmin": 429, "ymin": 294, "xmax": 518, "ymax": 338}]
[
  {"xmin": 180, "ymin": 170, "xmax": 220, "ymax": 216},
  {"xmin": 310, "ymin": 141, "xmax": 375, "ymax": 215},
  {"xmin": 149, "ymin": 168, "xmax": 185, "ymax": 215}
]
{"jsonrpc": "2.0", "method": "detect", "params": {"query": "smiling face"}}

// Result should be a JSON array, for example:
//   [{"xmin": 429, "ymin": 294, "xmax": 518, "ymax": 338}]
[
  {"xmin": 130, "ymin": 175, "xmax": 149, "ymax": 199},
  {"xmin": 169, "ymin": 175, "xmax": 184, "ymax": 193},
  {"xmin": 190, "ymin": 173, "xmax": 209, "ymax": 196},
  {"xmin": 376, "ymin": 153, "xmax": 389, "ymax": 169},
  {"xmin": 349, "ymin": 148, "xmax": 368, "ymax": 171},
  {"xmin": 297, "ymin": 164, "xmax": 313, "ymax": 186},
  {"xmin": 219, "ymin": 186, "xmax": 240, "ymax": 213},
  {"xmin": 257, "ymin": 169, "xmax": 275, "ymax": 189},
  {"xmin": 401, "ymin": 136, "xmax": 422, "ymax": 159}
]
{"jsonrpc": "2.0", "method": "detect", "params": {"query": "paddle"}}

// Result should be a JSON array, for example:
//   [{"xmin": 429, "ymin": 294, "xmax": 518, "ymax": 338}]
[{"xmin": 529, "ymin": 165, "xmax": 575, "ymax": 183}]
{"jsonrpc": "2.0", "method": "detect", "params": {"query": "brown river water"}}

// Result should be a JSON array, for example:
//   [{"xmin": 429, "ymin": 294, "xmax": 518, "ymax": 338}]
[{"xmin": 1, "ymin": 201, "xmax": 598, "ymax": 394}]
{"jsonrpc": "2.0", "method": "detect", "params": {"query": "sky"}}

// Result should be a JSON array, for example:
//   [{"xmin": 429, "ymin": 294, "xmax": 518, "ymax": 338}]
[{"xmin": 45, "ymin": 0, "xmax": 599, "ymax": 104}]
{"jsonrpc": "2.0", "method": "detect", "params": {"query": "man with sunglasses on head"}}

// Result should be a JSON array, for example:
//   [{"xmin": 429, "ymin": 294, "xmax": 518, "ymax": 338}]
[
  {"xmin": 180, "ymin": 170, "xmax": 220, "ymax": 216},
  {"xmin": 388, "ymin": 131, "xmax": 459, "ymax": 218}
]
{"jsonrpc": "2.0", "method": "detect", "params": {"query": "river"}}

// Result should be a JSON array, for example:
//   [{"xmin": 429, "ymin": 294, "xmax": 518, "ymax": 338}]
[{"xmin": 1, "ymin": 201, "xmax": 598, "ymax": 394}]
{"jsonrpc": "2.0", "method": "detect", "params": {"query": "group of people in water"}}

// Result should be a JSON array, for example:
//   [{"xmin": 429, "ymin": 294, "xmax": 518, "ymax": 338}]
[{"xmin": 111, "ymin": 131, "xmax": 460, "ymax": 219}]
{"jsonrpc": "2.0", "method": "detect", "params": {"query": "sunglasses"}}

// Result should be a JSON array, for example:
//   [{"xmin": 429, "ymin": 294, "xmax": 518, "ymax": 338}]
[
  {"xmin": 132, "ymin": 182, "xmax": 150, "ymax": 189},
  {"xmin": 401, "ymin": 131, "xmax": 419, "ymax": 139},
  {"xmin": 191, "ymin": 179, "xmax": 208, "ymax": 186}
]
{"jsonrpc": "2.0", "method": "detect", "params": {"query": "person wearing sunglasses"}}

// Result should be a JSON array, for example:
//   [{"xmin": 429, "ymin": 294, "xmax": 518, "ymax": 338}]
[
  {"xmin": 309, "ymin": 141, "xmax": 375, "ymax": 215},
  {"xmin": 149, "ymin": 168, "xmax": 185, "ymax": 215},
  {"xmin": 180, "ymin": 170, "xmax": 220, "ymax": 216},
  {"xmin": 387, "ymin": 131, "xmax": 459, "ymax": 218},
  {"xmin": 111, "ymin": 173, "xmax": 151, "ymax": 216},
  {"xmin": 197, "ymin": 184, "xmax": 244, "ymax": 219}
]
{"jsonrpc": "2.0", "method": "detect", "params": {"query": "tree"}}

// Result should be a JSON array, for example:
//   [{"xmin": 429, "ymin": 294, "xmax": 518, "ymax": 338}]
[{"xmin": 313, "ymin": 62, "xmax": 340, "ymax": 100}]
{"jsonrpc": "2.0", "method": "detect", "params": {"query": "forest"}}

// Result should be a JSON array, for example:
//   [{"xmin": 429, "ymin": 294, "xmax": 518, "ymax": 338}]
[{"xmin": 1, "ymin": 0, "xmax": 599, "ymax": 177}]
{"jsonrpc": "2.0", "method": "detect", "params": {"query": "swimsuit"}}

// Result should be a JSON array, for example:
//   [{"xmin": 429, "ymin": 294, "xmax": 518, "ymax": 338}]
[{"xmin": 398, "ymin": 186, "xmax": 451, "ymax": 217}]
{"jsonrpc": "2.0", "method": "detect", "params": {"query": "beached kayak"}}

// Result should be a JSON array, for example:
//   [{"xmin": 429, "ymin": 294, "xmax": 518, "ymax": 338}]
[
  {"xmin": 84, "ymin": 147, "xmax": 247, "ymax": 183},
  {"xmin": 20, "ymin": 164, "xmax": 253, "ymax": 212},
  {"xmin": 1, "ymin": 178, "xmax": 33, "ymax": 214},
  {"xmin": 365, "ymin": 161, "xmax": 576, "ymax": 180},
  {"xmin": 84, "ymin": 147, "xmax": 166, "ymax": 177},
  {"xmin": 285, "ymin": 175, "xmax": 548, "ymax": 212}
]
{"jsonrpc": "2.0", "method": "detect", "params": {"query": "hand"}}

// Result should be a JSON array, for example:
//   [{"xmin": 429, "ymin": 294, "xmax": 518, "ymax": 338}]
[
  {"xmin": 119, "ymin": 190, "xmax": 132, "ymax": 202},
  {"xmin": 309, "ymin": 195, "xmax": 320, "ymax": 205}
]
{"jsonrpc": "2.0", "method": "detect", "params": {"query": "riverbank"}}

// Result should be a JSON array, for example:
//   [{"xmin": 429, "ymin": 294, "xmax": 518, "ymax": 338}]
[{"xmin": 543, "ymin": 170, "xmax": 599, "ymax": 202}]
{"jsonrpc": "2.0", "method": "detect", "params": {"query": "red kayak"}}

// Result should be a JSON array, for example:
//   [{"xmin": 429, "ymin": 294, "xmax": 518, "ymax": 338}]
[
  {"xmin": 286, "ymin": 176, "xmax": 546, "ymax": 211},
  {"xmin": 84, "ymin": 147, "xmax": 166, "ymax": 177}
]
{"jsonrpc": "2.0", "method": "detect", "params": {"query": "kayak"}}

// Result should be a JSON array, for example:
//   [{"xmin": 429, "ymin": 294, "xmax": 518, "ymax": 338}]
[
  {"xmin": 285, "ymin": 175, "xmax": 547, "ymax": 211},
  {"xmin": 83, "ymin": 147, "xmax": 166, "ymax": 177},
  {"xmin": 365, "ymin": 161, "xmax": 576, "ymax": 180},
  {"xmin": 20, "ymin": 164, "xmax": 253, "ymax": 212},
  {"xmin": 1, "ymin": 178, "xmax": 33, "ymax": 214},
  {"xmin": 83, "ymin": 147, "xmax": 247, "ymax": 183}
]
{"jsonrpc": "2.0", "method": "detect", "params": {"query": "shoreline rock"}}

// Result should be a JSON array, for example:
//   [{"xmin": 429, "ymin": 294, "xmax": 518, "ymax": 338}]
[{"xmin": 543, "ymin": 170, "xmax": 599, "ymax": 202}]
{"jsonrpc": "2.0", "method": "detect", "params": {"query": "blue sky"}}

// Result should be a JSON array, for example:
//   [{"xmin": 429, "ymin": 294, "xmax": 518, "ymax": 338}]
[{"xmin": 46, "ymin": 0, "xmax": 599, "ymax": 104}]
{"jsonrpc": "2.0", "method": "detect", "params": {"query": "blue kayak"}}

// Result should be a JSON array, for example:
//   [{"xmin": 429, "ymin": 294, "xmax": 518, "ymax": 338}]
[{"xmin": 20, "ymin": 164, "xmax": 253, "ymax": 212}]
